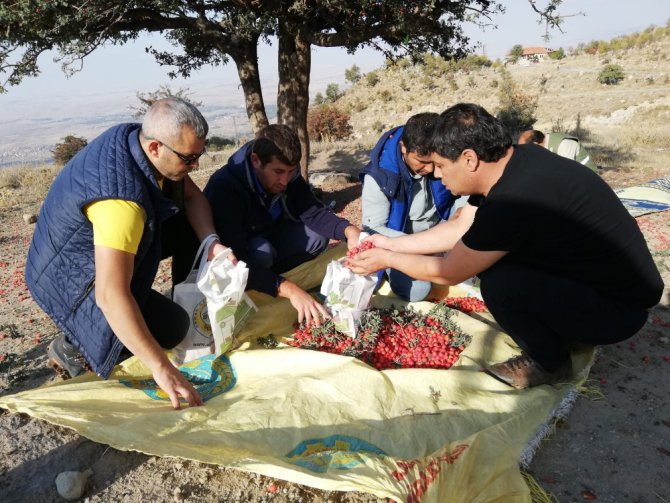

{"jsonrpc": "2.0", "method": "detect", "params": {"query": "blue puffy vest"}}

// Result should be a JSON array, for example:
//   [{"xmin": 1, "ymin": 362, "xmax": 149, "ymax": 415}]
[
  {"xmin": 360, "ymin": 126, "xmax": 455, "ymax": 232},
  {"xmin": 25, "ymin": 124, "xmax": 179, "ymax": 378}
]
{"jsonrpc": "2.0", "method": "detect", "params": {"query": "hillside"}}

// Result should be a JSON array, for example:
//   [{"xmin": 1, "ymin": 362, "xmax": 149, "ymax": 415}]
[{"xmin": 308, "ymin": 28, "xmax": 670, "ymax": 189}]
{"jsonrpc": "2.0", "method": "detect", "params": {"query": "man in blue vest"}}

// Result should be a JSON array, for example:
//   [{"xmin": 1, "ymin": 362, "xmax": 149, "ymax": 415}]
[
  {"xmin": 26, "ymin": 97, "xmax": 228, "ymax": 409},
  {"xmin": 360, "ymin": 113, "xmax": 476, "ymax": 301}
]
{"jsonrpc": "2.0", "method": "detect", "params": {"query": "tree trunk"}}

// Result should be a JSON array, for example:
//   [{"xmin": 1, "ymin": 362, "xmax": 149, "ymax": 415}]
[
  {"xmin": 277, "ymin": 23, "xmax": 311, "ymax": 180},
  {"xmin": 231, "ymin": 44, "xmax": 269, "ymax": 134}
]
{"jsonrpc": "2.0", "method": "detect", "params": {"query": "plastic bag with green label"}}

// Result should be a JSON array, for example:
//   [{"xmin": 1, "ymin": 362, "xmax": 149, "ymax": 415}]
[{"xmin": 197, "ymin": 247, "xmax": 257, "ymax": 354}]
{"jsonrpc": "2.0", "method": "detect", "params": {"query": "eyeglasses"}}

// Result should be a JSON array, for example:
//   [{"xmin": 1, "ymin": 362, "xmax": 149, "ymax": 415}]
[{"xmin": 160, "ymin": 141, "xmax": 207, "ymax": 165}]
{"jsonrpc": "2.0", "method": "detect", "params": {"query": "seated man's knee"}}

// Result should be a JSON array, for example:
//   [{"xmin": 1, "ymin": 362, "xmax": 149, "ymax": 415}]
[
  {"xmin": 248, "ymin": 236, "xmax": 277, "ymax": 268},
  {"xmin": 307, "ymin": 234, "xmax": 329, "ymax": 256},
  {"xmin": 389, "ymin": 270, "xmax": 431, "ymax": 302}
]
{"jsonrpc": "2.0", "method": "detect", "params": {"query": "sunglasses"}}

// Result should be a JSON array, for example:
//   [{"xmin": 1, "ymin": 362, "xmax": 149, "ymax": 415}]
[{"xmin": 161, "ymin": 141, "xmax": 207, "ymax": 165}]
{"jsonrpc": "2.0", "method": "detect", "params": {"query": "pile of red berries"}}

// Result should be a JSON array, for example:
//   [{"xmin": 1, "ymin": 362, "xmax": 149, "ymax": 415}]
[
  {"xmin": 289, "ymin": 301, "xmax": 471, "ymax": 370},
  {"xmin": 346, "ymin": 240, "xmax": 376, "ymax": 259},
  {"xmin": 441, "ymin": 296, "xmax": 487, "ymax": 314}
]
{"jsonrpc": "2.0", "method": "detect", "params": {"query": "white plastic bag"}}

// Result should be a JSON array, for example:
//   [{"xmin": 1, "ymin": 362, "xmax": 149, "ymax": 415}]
[
  {"xmin": 320, "ymin": 234, "xmax": 377, "ymax": 337},
  {"xmin": 171, "ymin": 234, "xmax": 219, "ymax": 365},
  {"xmin": 197, "ymin": 248, "xmax": 257, "ymax": 355}
]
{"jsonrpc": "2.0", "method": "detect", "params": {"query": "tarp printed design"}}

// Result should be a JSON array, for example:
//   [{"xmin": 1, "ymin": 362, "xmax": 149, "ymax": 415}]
[{"xmin": 615, "ymin": 178, "xmax": 670, "ymax": 217}]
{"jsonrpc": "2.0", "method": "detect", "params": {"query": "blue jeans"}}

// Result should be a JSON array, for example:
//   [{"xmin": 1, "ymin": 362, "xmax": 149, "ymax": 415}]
[
  {"xmin": 388, "ymin": 269, "xmax": 432, "ymax": 302},
  {"xmin": 247, "ymin": 219, "xmax": 329, "ymax": 273}
]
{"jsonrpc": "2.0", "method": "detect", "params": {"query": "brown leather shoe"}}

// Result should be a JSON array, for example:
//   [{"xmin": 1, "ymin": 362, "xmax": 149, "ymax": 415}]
[{"xmin": 484, "ymin": 354, "xmax": 572, "ymax": 389}]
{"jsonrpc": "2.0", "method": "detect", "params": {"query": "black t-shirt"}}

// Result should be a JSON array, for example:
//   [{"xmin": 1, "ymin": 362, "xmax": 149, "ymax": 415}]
[{"xmin": 462, "ymin": 144, "xmax": 663, "ymax": 308}]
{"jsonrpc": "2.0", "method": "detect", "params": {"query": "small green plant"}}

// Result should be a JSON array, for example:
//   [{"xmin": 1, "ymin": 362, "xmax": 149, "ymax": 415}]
[
  {"xmin": 366, "ymin": 71, "xmax": 380, "ymax": 87},
  {"xmin": 325, "ymin": 83, "xmax": 342, "ymax": 102},
  {"xmin": 344, "ymin": 64, "xmax": 361, "ymax": 84},
  {"xmin": 496, "ymin": 67, "xmax": 537, "ymax": 134},
  {"xmin": 597, "ymin": 64, "xmax": 625, "ymax": 85},
  {"xmin": 206, "ymin": 136, "xmax": 235, "ymax": 150},
  {"xmin": 549, "ymin": 47, "xmax": 565, "ymax": 60},
  {"xmin": 371, "ymin": 120, "xmax": 385, "ymax": 133},
  {"xmin": 52, "ymin": 135, "xmax": 88, "ymax": 165},
  {"xmin": 307, "ymin": 105, "xmax": 353, "ymax": 142},
  {"xmin": 379, "ymin": 89, "xmax": 393, "ymax": 102}
]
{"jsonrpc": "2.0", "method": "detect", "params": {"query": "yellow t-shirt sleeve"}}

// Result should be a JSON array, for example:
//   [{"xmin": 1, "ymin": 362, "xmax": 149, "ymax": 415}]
[{"xmin": 84, "ymin": 200, "xmax": 146, "ymax": 254}]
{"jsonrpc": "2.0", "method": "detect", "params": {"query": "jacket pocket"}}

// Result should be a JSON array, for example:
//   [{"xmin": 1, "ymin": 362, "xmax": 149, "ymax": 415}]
[{"xmin": 71, "ymin": 278, "xmax": 95, "ymax": 313}]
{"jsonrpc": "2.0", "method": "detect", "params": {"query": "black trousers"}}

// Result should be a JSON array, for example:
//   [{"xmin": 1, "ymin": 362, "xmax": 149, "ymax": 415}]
[
  {"xmin": 160, "ymin": 211, "xmax": 201, "ymax": 287},
  {"xmin": 479, "ymin": 261, "xmax": 649, "ymax": 371},
  {"xmin": 121, "ymin": 212, "xmax": 197, "ymax": 355}
]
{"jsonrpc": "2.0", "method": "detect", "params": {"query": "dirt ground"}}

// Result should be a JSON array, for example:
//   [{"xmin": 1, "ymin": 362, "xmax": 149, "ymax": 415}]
[{"xmin": 0, "ymin": 152, "xmax": 669, "ymax": 502}]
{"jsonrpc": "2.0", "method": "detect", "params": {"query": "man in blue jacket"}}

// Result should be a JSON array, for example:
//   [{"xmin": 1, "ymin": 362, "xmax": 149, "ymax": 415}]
[
  {"xmin": 204, "ymin": 124, "xmax": 361, "ymax": 326},
  {"xmin": 360, "ymin": 113, "xmax": 475, "ymax": 301},
  {"xmin": 26, "ymin": 97, "xmax": 228, "ymax": 409}
]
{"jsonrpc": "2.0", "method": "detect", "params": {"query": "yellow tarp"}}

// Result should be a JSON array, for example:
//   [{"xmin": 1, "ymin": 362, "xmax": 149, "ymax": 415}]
[{"xmin": 0, "ymin": 244, "xmax": 594, "ymax": 502}]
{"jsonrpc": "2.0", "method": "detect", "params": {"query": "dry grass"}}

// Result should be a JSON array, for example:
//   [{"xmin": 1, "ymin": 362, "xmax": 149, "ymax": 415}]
[
  {"xmin": 336, "ymin": 32, "xmax": 670, "ymax": 188},
  {"xmin": 0, "ymin": 165, "xmax": 59, "ymax": 211}
]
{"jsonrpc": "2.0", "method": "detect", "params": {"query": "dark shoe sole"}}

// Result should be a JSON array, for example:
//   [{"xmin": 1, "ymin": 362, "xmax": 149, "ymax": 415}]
[{"xmin": 47, "ymin": 356, "xmax": 73, "ymax": 380}]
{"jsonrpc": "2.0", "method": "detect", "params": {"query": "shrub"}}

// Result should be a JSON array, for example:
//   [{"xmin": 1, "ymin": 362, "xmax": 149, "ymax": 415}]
[
  {"xmin": 325, "ymin": 83, "xmax": 342, "ymax": 102},
  {"xmin": 598, "ymin": 64, "xmax": 625, "ymax": 85},
  {"xmin": 366, "ymin": 71, "xmax": 380, "ymax": 87},
  {"xmin": 206, "ymin": 136, "xmax": 235, "ymax": 150},
  {"xmin": 344, "ymin": 64, "xmax": 361, "ymax": 84},
  {"xmin": 549, "ymin": 47, "xmax": 565, "ymax": 60},
  {"xmin": 371, "ymin": 120, "xmax": 385, "ymax": 133},
  {"xmin": 129, "ymin": 85, "xmax": 202, "ymax": 119},
  {"xmin": 52, "ymin": 135, "xmax": 88, "ymax": 165},
  {"xmin": 496, "ymin": 68, "xmax": 537, "ymax": 134},
  {"xmin": 379, "ymin": 89, "xmax": 393, "ymax": 102},
  {"xmin": 307, "ymin": 105, "xmax": 353, "ymax": 142},
  {"xmin": 507, "ymin": 44, "xmax": 523, "ymax": 63}
]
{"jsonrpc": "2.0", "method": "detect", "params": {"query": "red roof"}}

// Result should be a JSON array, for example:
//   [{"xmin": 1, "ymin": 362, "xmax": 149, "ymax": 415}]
[{"xmin": 522, "ymin": 47, "xmax": 551, "ymax": 56}]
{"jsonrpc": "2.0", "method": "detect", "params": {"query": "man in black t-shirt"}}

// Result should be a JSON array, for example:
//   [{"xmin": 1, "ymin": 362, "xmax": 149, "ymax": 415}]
[{"xmin": 348, "ymin": 103, "xmax": 664, "ymax": 389}]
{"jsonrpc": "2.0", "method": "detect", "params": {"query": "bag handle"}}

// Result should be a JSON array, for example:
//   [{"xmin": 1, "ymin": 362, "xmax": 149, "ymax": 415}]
[{"xmin": 188, "ymin": 233, "xmax": 219, "ymax": 275}]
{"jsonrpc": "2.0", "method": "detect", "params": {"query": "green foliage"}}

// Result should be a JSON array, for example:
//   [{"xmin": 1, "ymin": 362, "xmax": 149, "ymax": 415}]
[
  {"xmin": 307, "ymin": 105, "xmax": 353, "ymax": 142},
  {"xmin": 366, "ymin": 71, "xmax": 380, "ymax": 87},
  {"xmin": 325, "ymin": 83, "xmax": 342, "ymax": 102},
  {"xmin": 344, "ymin": 64, "xmax": 361, "ymax": 84},
  {"xmin": 52, "ymin": 135, "xmax": 88, "ymax": 165},
  {"xmin": 371, "ymin": 120, "xmax": 385, "ymax": 133},
  {"xmin": 548, "ymin": 47, "xmax": 565, "ymax": 60},
  {"xmin": 206, "ymin": 136, "xmax": 235, "ymax": 150},
  {"xmin": 575, "ymin": 23, "xmax": 670, "ymax": 56},
  {"xmin": 496, "ymin": 68, "xmax": 537, "ymax": 134},
  {"xmin": 379, "ymin": 89, "xmax": 393, "ymax": 102},
  {"xmin": 598, "ymin": 64, "xmax": 625, "ymax": 85},
  {"xmin": 130, "ymin": 85, "xmax": 202, "ymax": 119},
  {"xmin": 313, "ymin": 92, "xmax": 325, "ymax": 105},
  {"xmin": 507, "ymin": 44, "xmax": 524, "ymax": 62}
]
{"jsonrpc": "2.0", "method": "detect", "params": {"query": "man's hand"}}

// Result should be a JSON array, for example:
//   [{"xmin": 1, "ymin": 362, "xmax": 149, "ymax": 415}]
[
  {"xmin": 208, "ymin": 240, "xmax": 237, "ymax": 265},
  {"xmin": 365, "ymin": 233, "xmax": 393, "ymax": 251},
  {"xmin": 152, "ymin": 361, "xmax": 204, "ymax": 410},
  {"xmin": 278, "ymin": 279, "xmax": 330, "ymax": 326},
  {"xmin": 344, "ymin": 225, "xmax": 362, "ymax": 251},
  {"xmin": 346, "ymin": 247, "xmax": 392, "ymax": 276}
]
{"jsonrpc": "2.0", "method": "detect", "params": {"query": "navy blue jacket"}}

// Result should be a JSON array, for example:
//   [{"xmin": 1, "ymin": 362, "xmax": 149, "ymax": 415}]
[
  {"xmin": 25, "ymin": 124, "xmax": 179, "ymax": 378},
  {"xmin": 204, "ymin": 142, "xmax": 350, "ymax": 296},
  {"xmin": 360, "ymin": 126, "xmax": 455, "ymax": 232}
]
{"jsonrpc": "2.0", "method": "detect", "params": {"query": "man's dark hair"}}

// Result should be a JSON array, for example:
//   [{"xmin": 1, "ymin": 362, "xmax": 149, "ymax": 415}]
[
  {"xmin": 401, "ymin": 112, "xmax": 439, "ymax": 156},
  {"xmin": 431, "ymin": 103, "xmax": 512, "ymax": 162},
  {"xmin": 518, "ymin": 129, "xmax": 545, "ymax": 145},
  {"xmin": 253, "ymin": 124, "xmax": 301, "ymax": 166}
]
